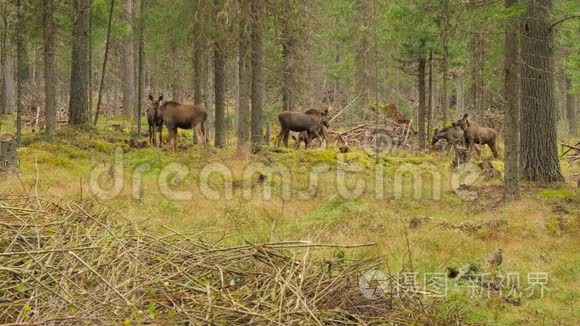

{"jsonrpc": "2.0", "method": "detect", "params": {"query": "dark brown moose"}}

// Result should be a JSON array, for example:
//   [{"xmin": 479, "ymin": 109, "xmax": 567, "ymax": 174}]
[
  {"xmin": 277, "ymin": 108, "xmax": 329, "ymax": 148},
  {"xmin": 455, "ymin": 114, "xmax": 501, "ymax": 159},
  {"xmin": 147, "ymin": 94, "xmax": 164, "ymax": 147},
  {"xmin": 151, "ymin": 97, "xmax": 208, "ymax": 151}
]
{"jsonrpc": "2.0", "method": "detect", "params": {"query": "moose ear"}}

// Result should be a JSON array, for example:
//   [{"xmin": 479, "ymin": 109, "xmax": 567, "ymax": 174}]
[
  {"xmin": 158, "ymin": 95, "xmax": 164, "ymax": 101},
  {"xmin": 452, "ymin": 122, "xmax": 457, "ymax": 127},
  {"xmin": 463, "ymin": 113, "xmax": 468, "ymax": 119},
  {"xmin": 148, "ymin": 94, "xmax": 154, "ymax": 101}
]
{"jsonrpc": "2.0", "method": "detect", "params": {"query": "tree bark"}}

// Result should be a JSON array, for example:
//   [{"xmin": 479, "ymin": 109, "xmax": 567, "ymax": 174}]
[
  {"xmin": 171, "ymin": 44, "xmax": 179, "ymax": 101},
  {"xmin": 503, "ymin": 0, "xmax": 520, "ymax": 200},
  {"xmin": 441, "ymin": 1, "xmax": 450, "ymax": 122},
  {"xmin": 121, "ymin": 0, "xmax": 135, "ymax": 117},
  {"xmin": 280, "ymin": 0, "xmax": 296, "ymax": 111},
  {"xmin": 237, "ymin": 0, "xmax": 251, "ymax": 149},
  {"xmin": 427, "ymin": 50, "xmax": 433, "ymax": 137},
  {"xmin": 16, "ymin": 0, "xmax": 24, "ymax": 141},
  {"xmin": 69, "ymin": 0, "xmax": 91, "ymax": 124},
  {"xmin": 250, "ymin": 0, "xmax": 264, "ymax": 152},
  {"xmin": 93, "ymin": 0, "xmax": 115, "ymax": 126},
  {"xmin": 0, "ymin": 133, "xmax": 17, "ymax": 173},
  {"xmin": 44, "ymin": 0, "xmax": 57, "ymax": 134},
  {"xmin": 520, "ymin": 0, "xmax": 563, "ymax": 182},
  {"xmin": 566, "ymin": 77, "xmax": 577, "ymax": 135},
  {"xmin": 136, "ymin": 0, "xmax": 144, "ymax": 136},
  {"xmin": 417, "ymin": 57, "xmax": 426, "ymax": 149},
  {"xmin": 213, "ymin": 0, "xmax": 225, "ymax": 148},
  {"xmin": 0, "ymin": 3, "xmax": 7, "ymax": 115}
]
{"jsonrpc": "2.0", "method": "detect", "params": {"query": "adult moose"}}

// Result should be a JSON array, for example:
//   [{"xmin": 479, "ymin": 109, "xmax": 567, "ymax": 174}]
[
  {"xmin": 147, "ymin": 94, "xmax": 164, "ymax": 146},
  {"xmin": 150, "ymin": 96, "xmax": 208, "ymax": 151},
  {"xmin": 277, "ymin": 108, "xmax": 330, "ymax": 148},
  {"xmin": 455, "ymin": 114, "xmax": 501, "ymax": 159}
]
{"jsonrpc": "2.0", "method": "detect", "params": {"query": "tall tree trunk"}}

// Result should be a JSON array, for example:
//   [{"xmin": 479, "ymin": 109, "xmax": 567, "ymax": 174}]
[
  {"xmin": 213, "ymin": 0, "xmax": 225, "ymax": 148},
  {"xmin": 503, "ymin": 0, "xmax": 520, "ymax": 200},
  {"xmin": 88, "ymin": 0, "xmax": 93, "ymax": 116},
  {"xmin": 193, "ymin": 47, "xmax": 202, "ymax": 105},
  {"xmin": 16, "ymin": 0, "xmax": 25, "ymax": 141},
  {"xmin": 456, "ymin": 72, "xmax": 464, "ymax": 116},
  {"xmin": 237, "ymin": 0, "xmax": 251, "ymax": 149},
  {"xmin": 171, "ymin": 44, "xmax": 179, "ymax": 101},
  {"xmin": 520, "ymin": 0, "xmax": 562, "ymax": 182},
  {"xmin": 566, "ymin": 77, "xmax": 577, "ymax": 135},
  {"xmin": 427, "ymin": 50, "xmax": 433, "ymax": 137},
  {"xmin": 44, "ymin": 0, "xmax": 57, "ymax": 134},
  {"xmin": 354, "ymin": 0, "xmax": 370, "ymax": 113},
  {"xmin": 280, "ymin": 0, "xmax": 295, "ymax": 111},
  {"xmin": 441, "ymin": 1, "xmax": 450, "ymax": 122},
  {"xmin": 94, "ymin": 0, "xmax": 115, "ymax": 126},
  {"xmin": 417, "ymin": 57, "xmax": 426, "ymax": 149},
  {"xmin": 0, "ymin": 2, "xmax": 7, "ymax": 115},
  {"xmin": 136, "ymin": 0, "xmax": 144, "ymax": 136},
  {"xmin": 250, "ymin": 0, "xmax": 264, "ymax": 152},
  {"xmin": 122, "ymin": 0, "xmax": 134, "ymax": 117},
  {"xmin": 69, "ymin": 0, "xmax": 91, "ymax": 124}
]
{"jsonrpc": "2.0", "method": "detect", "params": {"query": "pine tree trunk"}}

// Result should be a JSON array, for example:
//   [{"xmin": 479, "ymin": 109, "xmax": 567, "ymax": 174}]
[
  {"xmin": 281, "ymin": 0, "xmax": 296, "ymax": 111},
  {"xmin": 237, "ymin": 0, "xmax": 251, "ymax": 149},
  {"xmin": 171, "ymin": 44, "xmax": 179, "ymax": 102},
  {"xmin": 503, "ymin": 0, "xmax": 520, "ymax": 200},
  {"xmin": 427, "ymin": 50, "xmax": 433, "ymax": 137},
  {"xmin": 566, "ymin": 77, "xmax": 577, "ymax": 135},
  {"xmin": 44, "ymin": 0, "xmax": 57, "ymax": 134},
  {"xmin": 16, "ymin": 0, "xmax": 24, "ymax": 140},
  {"xmin": 417, "ymin": 57, "xmax": 426, "ymax": 149},
  {"xmin": 250, "ymin": 0, "xmax": 264, "ymax": 152},
  {"xmin": 122, "ymin": 0, "xmax": 135, "ymax": 117},
  {"xmin": 213, "ymin": 0, "xmax": 225, "ymax": 148},
  {"xmin": 0, "ymin": 134, "xmax": 17, "ymax": 173},
  {"xmin": 69, "ymin": 0, "xmax": 91, "ymax": 124},
  {"xmin": 0, "ymin": 3, "xmax": 7, "ymax": 115},
  {"xmin": 93, "ymin": 0, "xmax": 114, "ymax": 126},
  {"xmin": 193, "ymin": 47, "xmax": 202, "ymax": 105},
  {"xmin": 136, "ymin": 0, "xmax": 144, "ymax": 136},
  {"xmin": 520, "ymin": 0, "xmax": 563, "ymax": 182}
]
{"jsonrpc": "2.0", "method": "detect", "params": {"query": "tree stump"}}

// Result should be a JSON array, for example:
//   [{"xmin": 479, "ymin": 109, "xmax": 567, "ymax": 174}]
[{"xmin": 1, "ymin": 134, "xmax": 18, "ymax": 173}]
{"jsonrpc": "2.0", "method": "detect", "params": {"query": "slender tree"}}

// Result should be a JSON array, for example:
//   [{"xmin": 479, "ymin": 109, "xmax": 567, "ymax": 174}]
[
  {"xmin": 44, "ymin": 0, "xmax": 57, "ymax": 134},
  {"xmin": 69, "ymin": 0, "xmax": 91, "ymax": 124},
  {"xmin": 136, "ymin": 0, "xmax": 144, "ymax": 136},
  {"xmin": 503, "ymin": 0, "xmax": 520, "ymax": 200},
  {"xmin": 94, "ymin": 0, "xmax": 115, "ymax": 125},
  {"xmin": 566, "ymin": 77, "xmax": 577, "ymax": 135},
  {"xmin": 213, "ymin": 0, "xmax": 225, "ymax": 148},
  {"xmin": 418, "ymin": 57, "xmax": 426, "ymax": 148},
  {"xmin": 16, "ymin": 0, "xmax": 24, "ymax": 140},
  {"xmin": 0, "ymin": 3, "xmax": 7, "ymax": 116},
  {"xmin": 122, "ymin": 0, "xmax": 135, "ymax": 116},
  {"xmin": 250, "ymin": 0, "xmax": 264, "ymax": 152},
  {"xmin": 237, "ymin": 0, "xmax": 251, "ymax": 149},
  {"xmin": 520, "ymin": 0, "xmax": 563, "ymax": 182}
]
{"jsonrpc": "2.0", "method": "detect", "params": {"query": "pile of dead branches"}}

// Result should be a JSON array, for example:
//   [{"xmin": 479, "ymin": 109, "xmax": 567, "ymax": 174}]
[
  {"xmin": 329, "ymin": 118, "xmax": 416, "ymax": 152},
  {"xmin": 0, "ymin": 194, "xmax": 461, "ymax": 325},
  {"xmin": 561, "ymin": 142, "xmax": 580, "ymax": 165}
]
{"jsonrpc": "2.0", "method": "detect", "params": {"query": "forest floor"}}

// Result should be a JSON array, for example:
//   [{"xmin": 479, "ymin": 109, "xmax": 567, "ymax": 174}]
[{"xmin": 1, "ymin": 121, "xmax": 579, "ymax": 325}]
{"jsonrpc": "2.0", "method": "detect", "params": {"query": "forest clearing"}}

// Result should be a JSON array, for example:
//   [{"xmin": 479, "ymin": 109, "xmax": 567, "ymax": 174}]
[{"xmin": 0, "ymin": 0, "xmax": 579, "ymax": 325}]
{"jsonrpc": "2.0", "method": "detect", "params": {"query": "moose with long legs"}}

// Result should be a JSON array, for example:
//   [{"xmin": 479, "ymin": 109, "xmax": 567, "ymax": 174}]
[
  {"xmin": 455, "ymin": 114, "xmax": 501, "ymax": 159},
  {"xmin": 277, "ymin": 108, "xmax": 330, "ymax": 148},
  {"xmin": 147, "ymin": 94, "xmax": 164, "ymax": 147},
  {"xmin": 149, "ymin": 96, "xmax": 208, "ymax": 151}
]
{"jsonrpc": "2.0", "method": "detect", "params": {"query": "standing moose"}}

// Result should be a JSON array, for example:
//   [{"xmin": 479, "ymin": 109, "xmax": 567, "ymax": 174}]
[
  {"xmin": 455, "ymin": 114, "xmax": 501, "ymax": 159},
  {"xmin": 149, "ymin": 95, "xmax": 208, "ymax": 151},
  {"xmin": 277, "ymin": 108, "xmax": 330, "ymax": 148}
]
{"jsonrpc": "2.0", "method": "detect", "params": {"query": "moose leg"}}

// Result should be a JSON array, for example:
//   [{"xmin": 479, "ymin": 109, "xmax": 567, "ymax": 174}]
[
  {"xmin": 157, "ymin": 124, "xmax": 163, "ymax": 147},
  {"xmin": 276, "ymin": 129, "xmax": 285, "ymax": 147},
  {"xmin": 489, "ymin": 143, "xmax": 500, "ymax": 159},
  {"xmin": 283, "ymin": 130, "xmax": 290, "ymax": 148},
  {"xmin": 168, "ymin": 127, "xmax": 177, "ymax": 152}
]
